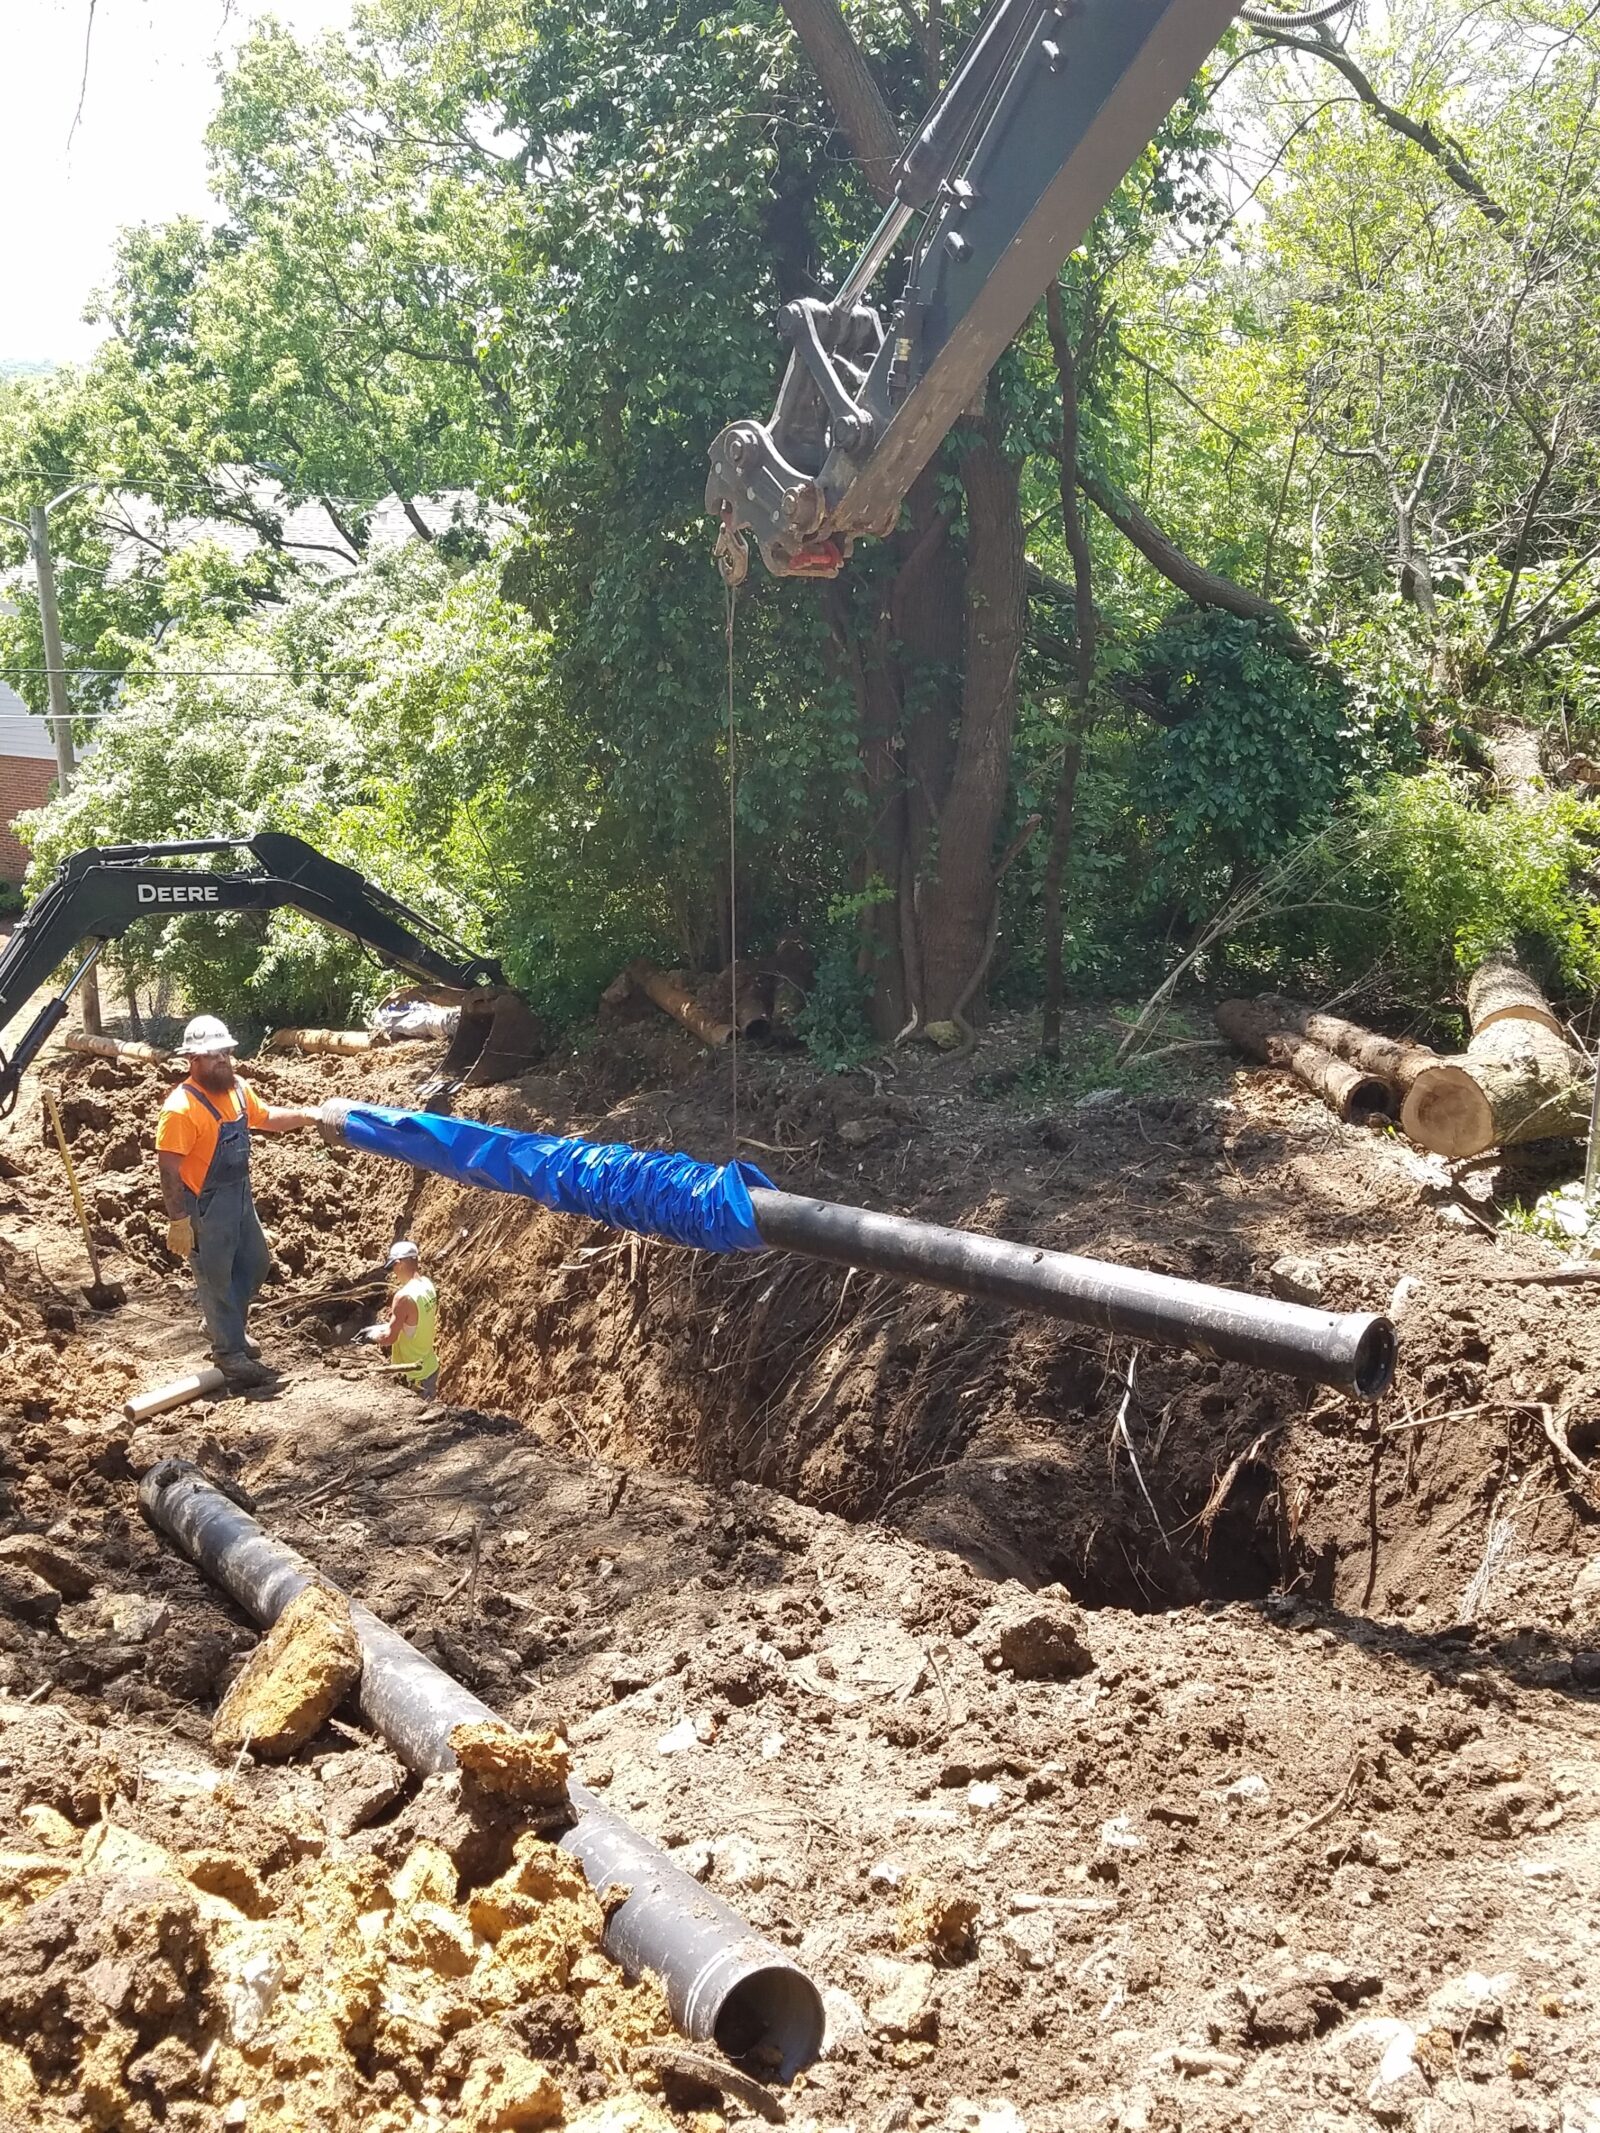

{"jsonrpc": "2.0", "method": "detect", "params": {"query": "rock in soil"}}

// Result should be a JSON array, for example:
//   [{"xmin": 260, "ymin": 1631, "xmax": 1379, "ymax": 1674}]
[
  {"xmin": 974, "ymin": 1583, "xmax": 1094, "ymax": 1679},
  {"xmin": 211, "ymin": 1584, "xmax": 361, "ymax": 1759},
  {"xmin": 1268, "ymin": 1252, "xmax": 1324, "ymax": 1305},
  {"xmin": 1570, "ymin": 1554, "xmax": 1600, "ymax": 1639}
]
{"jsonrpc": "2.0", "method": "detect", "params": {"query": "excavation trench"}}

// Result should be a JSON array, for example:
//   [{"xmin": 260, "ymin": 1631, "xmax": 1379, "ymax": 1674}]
[
  {"xmin": 383, "ymin": 1157, "xmax": 1507, "ymax": 1625},
  {"xmin": 30, "ymin": 1039, "xmax": 1600, "ymax": 1632}
]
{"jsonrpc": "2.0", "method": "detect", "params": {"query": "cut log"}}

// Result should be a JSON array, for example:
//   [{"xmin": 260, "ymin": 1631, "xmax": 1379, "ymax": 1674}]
[
  {"xmin": 626, "ymin": 961, "xmax": 733, "ymax": 1049},
  {"xmin": 1463, "ymin": 954, "xmax": 1567, "ymax": 1041},
  {"xmin": 265, "ymin": 1028, "xmax": 388, "ymax": 1056},
  {"xmin": 63, "ymin": 1033, "xmax": 169, "ymax": 1069},
  {"xmin": 1214, "ymin": 999, "xmax": 1396, "ymax": 1123},
  {"xmin": 1254, "ymin": 997, "xmax": 1441, "ymax": 1095},
  {"xmin": 1400, "ymin": 957, "xmax": 1591, "ymax": 1157}
]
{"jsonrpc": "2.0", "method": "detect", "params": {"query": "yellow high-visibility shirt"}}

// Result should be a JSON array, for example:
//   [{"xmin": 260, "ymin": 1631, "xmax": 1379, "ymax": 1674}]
[{"xmin": 392, "ymin": 1275, "xmax": 438, "ymax": 1386}]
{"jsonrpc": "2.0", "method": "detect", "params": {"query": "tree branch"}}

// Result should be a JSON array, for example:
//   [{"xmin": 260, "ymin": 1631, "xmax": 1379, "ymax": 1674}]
[
  {"xmin": 1254, "ymin": 27, "xmax": 1508, "ymax": 228},
  {"xmin": 776, "ymin": 0, "xmax": 901, "ymax": 202},
  {"xmin": 1076, "ymin": 465, "xmax": 1308, "ymax": 652}
]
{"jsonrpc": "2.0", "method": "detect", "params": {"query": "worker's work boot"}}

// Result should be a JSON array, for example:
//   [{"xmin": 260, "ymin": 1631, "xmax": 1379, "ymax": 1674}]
[
  {"xmin": 203, "ymin": 1320, "xmax": 261, "ymax": 1358},
  {"xmin": 215, "ymin": 1352, "xmax": 273, "ymax": 1389}
]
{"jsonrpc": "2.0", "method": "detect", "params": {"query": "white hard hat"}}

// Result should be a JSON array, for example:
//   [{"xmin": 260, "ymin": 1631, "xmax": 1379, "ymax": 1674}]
[
  {"xmin": 387, "ymin": 1239, "xmax": 420, "ymax": 1266},
  {"xmin": 180, "ymin": 1014, "xmax": 237, "ymax": 1056}
]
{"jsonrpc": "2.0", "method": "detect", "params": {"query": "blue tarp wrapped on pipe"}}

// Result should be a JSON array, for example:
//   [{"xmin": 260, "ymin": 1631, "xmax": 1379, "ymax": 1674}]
[{"xmin": 334, "ymin": 1104, "xmax": 772, "ymax": 1253}]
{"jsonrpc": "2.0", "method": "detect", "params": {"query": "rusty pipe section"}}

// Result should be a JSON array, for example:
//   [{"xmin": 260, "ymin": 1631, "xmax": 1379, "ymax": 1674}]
[{"xmin": 138, "ymin": 1459, "xmax": 825, "ymax": 2079}]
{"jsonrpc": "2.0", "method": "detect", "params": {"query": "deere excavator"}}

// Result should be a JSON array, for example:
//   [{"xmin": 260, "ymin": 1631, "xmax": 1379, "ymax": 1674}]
[
  {"xmin": 707, "ymin": 0, "xmax": 1349, "ymax": 579},
  {"xmin": 0, "ymin": 833, "xmax": 542, "ymax": 1116}
]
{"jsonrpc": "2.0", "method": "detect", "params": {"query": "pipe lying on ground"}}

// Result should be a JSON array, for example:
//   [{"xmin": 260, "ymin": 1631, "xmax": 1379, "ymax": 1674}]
[
  {"xmin": 626, "ymin": 960, "xmax": 734, "ymax": 1050},
  {"xmin": 124, "ymin": 1367, "xmax": 228, "ymax": 1423},
  {"xmin": 266, "ymin": 1027, "xmax": 388, "ymax": 1056},
  {"xmin": 138, "ymin": 1458, "xmax": 826, "ymax": 2080},
  {"xmin": 317, "ymin": 1101, "xmax": 1396, "ymax": 1397}
]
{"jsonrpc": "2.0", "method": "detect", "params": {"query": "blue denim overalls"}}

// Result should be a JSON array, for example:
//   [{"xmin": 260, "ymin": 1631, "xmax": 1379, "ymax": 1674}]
[{"xmin": 186, "ymin": 1084, "xmax": 272, "ymax": 1361}]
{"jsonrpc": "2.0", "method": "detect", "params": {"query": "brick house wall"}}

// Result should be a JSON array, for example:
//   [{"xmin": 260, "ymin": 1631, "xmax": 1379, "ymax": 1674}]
[
  {"xmin": 0, "ymin": 753, "xmax": 56, "ymax": 881},
  {"xmin": 0, "ymin": 684, "xmax": 62, "ymax": 885}
]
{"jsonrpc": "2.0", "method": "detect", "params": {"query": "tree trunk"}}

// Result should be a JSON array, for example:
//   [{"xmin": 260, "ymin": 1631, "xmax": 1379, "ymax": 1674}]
[
  {"xmin": 1041, "ymin": 281, "xmax": 1095, "ymax": 1061},
  {"xmin": 1215, "ymin": 999, "xmax": 1396, "ymax": 1124},
  {"xmin": 779, "ymin": 0, "xmax": 1025, "ymax": 1041},
  {"xmin": 1249, "ymin": 997, "xmax": 1441, "ymax": 1094},
  {"xmin": 914, "ymin": 400, "xmax": 1026, "ymax": 1033},
  {"xmin": 1400, "ymin": 956, "xmax": 1591, "ymax": 1157}
]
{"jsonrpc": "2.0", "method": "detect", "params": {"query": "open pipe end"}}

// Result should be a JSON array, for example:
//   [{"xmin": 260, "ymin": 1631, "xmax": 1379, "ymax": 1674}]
[
  {"xmin": 712, "ymin": 1962, "xmax": 827, "ymax": 2082},
  {"xmin": 1350, "ymin": 1315, "xmax": 1398, "ymax": 1401}
]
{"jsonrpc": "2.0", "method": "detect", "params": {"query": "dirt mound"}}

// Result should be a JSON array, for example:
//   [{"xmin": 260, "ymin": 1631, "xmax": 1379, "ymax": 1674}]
[{"xmin": 0, "ymin": 1797, "xmax": 677, "ymax": 2131}]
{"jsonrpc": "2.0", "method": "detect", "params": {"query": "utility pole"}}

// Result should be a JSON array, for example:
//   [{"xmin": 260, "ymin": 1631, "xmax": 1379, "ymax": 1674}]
[{"xmin": 26, "ymin": 503, "xmax": 101, "ymax": 1034}]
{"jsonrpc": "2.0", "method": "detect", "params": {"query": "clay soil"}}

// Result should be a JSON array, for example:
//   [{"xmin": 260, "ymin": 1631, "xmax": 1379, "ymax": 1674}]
[{"xmin": 0, "ymin": 1006, "xmax": 1597, "ymax": 2133}]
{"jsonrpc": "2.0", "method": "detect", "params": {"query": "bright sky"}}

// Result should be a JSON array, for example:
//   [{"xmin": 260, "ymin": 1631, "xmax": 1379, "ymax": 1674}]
[{"xmin": 0, "ymin": 0, "xmax": 355, "ymax": 367}]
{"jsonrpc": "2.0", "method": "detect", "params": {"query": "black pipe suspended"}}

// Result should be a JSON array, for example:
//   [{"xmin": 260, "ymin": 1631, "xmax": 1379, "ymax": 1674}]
[
  {"xmin": 138, "ymin": 1459, "xmax": 826, "ymax": 2081},
  {"xmin": 315, "ymin": 1101, "xmax": 1395, "ymax": 1398},
  {"xmin": 748, "ymin": 1188, "xmax": 1396, "ymax": 1399}
]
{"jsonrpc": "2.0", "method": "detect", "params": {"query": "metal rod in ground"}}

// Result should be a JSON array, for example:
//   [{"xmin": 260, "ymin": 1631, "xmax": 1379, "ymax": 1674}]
[
  {"xmin": 748, "ymin": 1188, "xmax": 1395, "ymax": 1397},
  {"xmin": 137, "ymin": 1458, "xmax": 825, "ymax": 2079}
]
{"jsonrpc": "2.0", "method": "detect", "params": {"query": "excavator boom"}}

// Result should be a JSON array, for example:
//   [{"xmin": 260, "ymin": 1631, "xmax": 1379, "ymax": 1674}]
[
  {"xmin": 707, "ymin": 0, "xmax": 1240, "ymax": 579},
  {"xmin": 0, "ymin": 834, "xmax": 542, "ymax": 1114}
]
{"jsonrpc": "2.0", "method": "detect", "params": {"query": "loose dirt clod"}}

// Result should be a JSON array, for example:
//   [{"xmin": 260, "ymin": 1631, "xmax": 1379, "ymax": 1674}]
[
  {"xmin": 896, "ymin": 1877, "xmax": 980, "ymax": 1960},
  {"xmin": 211, "ymin": 1584, "xmax": 362, "ymax": 1759},
  {"xmin": 975, "ymin": 1584, "xmax": 1094, "ymax": 1679},
  {"xmin": 450, "ymin": 1721, "xmax": 572, "ymax": 1813},
  {"xmin": 459, "ymin": 2049, "xmax": 566, "ymax": 2129}
]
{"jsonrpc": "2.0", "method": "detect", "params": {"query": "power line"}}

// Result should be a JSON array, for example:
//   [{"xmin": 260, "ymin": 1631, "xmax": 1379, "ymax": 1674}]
[{"xmin": 0, "ymin": 667, "xmax": 303, "ymax": 678}]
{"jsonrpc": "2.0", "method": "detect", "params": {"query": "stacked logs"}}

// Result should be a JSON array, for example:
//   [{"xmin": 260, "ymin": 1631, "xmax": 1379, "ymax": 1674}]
[{"xmin": 1217, "ymin": 957, "xmax": 1593, "ymax": 1157}]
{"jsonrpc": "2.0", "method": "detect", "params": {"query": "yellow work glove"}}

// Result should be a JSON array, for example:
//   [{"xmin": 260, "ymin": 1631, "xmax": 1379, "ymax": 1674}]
[{"xmin": 165, "ymin": 1216, "xmax": 196, "ymax": 1259}]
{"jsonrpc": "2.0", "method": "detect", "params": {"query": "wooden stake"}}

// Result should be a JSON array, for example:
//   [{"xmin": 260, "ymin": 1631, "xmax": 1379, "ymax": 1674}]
[{"xmin": 124, "ymin": 1368, "xmax": 228, "ymax": 1423}]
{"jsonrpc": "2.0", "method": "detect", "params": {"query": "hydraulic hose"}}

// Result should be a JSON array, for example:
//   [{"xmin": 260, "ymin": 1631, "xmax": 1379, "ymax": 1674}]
[{"xmin": 1238, "ymin": 0, "xmax": 1357, "ymax": 30}]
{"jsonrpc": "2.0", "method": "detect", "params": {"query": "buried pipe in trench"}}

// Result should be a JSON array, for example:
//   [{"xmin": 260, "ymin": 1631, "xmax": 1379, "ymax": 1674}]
[
  {"xmin": 137, "ymin": 1458, "xmax": 826, "ymax": 2080},
  {"xmin": 316, "ymin": 1100, "xmax": 1396, "ymax": 1398}
]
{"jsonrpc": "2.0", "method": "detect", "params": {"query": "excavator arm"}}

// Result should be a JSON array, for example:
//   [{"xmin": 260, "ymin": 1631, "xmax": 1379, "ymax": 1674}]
[
  {"xmin": 707, "ymin": 0, "xmax": 1242, "ymax": 579},
  {"xmin": 0, "ymin": 833, "xmax": 541, "ymax": 1115}
]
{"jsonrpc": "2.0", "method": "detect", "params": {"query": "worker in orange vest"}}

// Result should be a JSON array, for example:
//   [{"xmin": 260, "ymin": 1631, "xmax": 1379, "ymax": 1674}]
[{"xmin": 155, "ymin": 1016, "xmax": 319, "ymax": 1387}]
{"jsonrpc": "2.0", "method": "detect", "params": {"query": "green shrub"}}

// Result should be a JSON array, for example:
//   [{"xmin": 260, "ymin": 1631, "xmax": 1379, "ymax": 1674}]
[
  {"xmin": 1347, "ymin": 772, "xmax": 1600, "ymax": 991},
  {"xmin": 1134, "ymin": 611, "xmax": 1380, "ymax": 919},
  {"xmin": 1256, "ymin": 770, "xmax": 1600, "ymax": 998}
]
